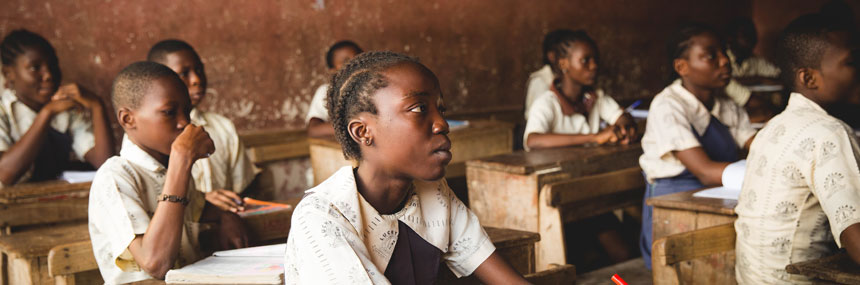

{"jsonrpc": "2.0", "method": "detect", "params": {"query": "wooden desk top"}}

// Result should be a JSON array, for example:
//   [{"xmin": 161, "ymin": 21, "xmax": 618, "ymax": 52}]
[
  {"xmin": 0, "ymin": 180, "xmax": 91, "ymax": 204},
  {"xmin": 0, "ymin": 223, "xmax": 89, "ymax": 258},
  {"xmin": 466, "ymin": 144, "xmax": 642, "ymax": 175},
  {"xmin": 646, "ymin": 188, "xmax": 737, "ymax": 216},
  {"xmin": 786, "ymin": 252, "xmax": 860, "ymax": 284},
  {"xmin": 484, "ymin": 226, "xmax": 540, "ymax": 248}
]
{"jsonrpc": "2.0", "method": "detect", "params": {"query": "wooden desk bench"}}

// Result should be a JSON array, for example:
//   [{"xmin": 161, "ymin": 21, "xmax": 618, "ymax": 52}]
[
  {"xmin": 239, "ymin": 129, "xmax": 309, "ymax": 165},
  {"xmin": 647, "ymin": 188, "xmax": 737, "ymax": 284},
  {"xmin": 786, "ymin": 252, "xmax": 860, "ymax": 284},
  {"xmin": 0, "ymin": 181, "xmax": 91, "ymax": 232},
  {"xmin": 466, "ymin": 144, "xmax": 642, "ymax": 270},
  {"xmin": 0, "ymin": 223, "xmax": 93, "ymax": 285},
  {"xmin": 308, "ymin": 120, "xmax": 513, "ymax": 185}
]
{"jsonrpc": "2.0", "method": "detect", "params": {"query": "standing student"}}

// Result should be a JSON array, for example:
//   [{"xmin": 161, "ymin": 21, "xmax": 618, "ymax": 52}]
[
  {"xmin": 147, "ymin": 40, "xmax": 260, "ymax": 213},
  {"xmin": 523, "ymin": 30, "xmax": 637, "ymax": 150},
  {"xmin": 306, "ymin": 40, "xmax": 362, "ymax": 138},
  {"xmin": 284, "ymin": 51, "xmax": 528, "ymax": 284},
  {"xmin": 524, "ymin": 29, "xmax": 566, "ymax": 120},
  {"xmin": 638, "ymin": 23, "xmax": 757, "ymax": 268},
  {"xmin": 89, "ymin": 62, "xmax": 248, "ymax": 283},
  {"xmin": 735, "ymin": 14, "xmax": 860, "ymax": 284},
  {"xmin": 0, "ymin": 29, "xmax": 114, "ymax": 187}
]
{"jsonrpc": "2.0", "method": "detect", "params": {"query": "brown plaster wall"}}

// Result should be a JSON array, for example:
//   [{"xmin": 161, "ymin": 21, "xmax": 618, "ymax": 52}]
[
  {"xmin": 752, "ymin": 0, "xmax": 860, "ymax": 61},
  {"xmin": 1, "ymin": 0, "xmax": 750, "ymax": 132}
]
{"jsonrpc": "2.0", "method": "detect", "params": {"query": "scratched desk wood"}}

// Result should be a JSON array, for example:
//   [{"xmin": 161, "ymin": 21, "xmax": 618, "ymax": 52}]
[
  {"xmin": 308, "ymin": 120, "xmax": 513, "ymax": 185},
  {"xmin": 786, "ymin": 252, "xmax": 860, "ymax": 284},
  {"xmin": 647, "ymin": 188, "xmax": 738, "ymax": 285},
  {"xmin": 466, "ymin": 144, "xmax": 643, "ymax": 270},
  {"xmin": 0, "ymin": 180, "xmax": 91, "ymax": 230},
  {"xmin": 0, "ymin": 223, "xmax": 94, "ymax": 285}
]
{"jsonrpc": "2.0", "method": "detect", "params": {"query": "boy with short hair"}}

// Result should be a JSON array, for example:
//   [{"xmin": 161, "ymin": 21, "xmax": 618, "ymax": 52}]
[
  {"xmin": 89, "ymin": 62, "xmax": 248, "ymax": 283},
  {"xmin": 306, "ymin": 40, "xmax": 362, "ymax": 138},
  {"xmin": 735, "ymin": 14, "xmax": 860, "ymax": 284}
]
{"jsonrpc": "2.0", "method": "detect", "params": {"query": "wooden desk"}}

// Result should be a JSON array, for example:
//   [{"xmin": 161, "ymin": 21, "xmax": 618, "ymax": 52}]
[
  {"xmin": 0, "ymin": 181, "xmax": 91, "ymax": 231},
  {"xmin": 647, "ymin": 188, "xmax": 737, "ymax": 285},
  {"xmin": 239, "ymin": 129, "xmax": 309, "ymax": 164},
  {"xmin": 308, "ymin": 120, "xmax": 513, "ymax": 185},
  {"xmin": 0, "ymin": 223, "xmax": 96, "ymax": 285},
  {"xmin": 466, "ymin": 144, "xmax": 642, "ymax": 270},
  {"xmin": 786, "ymin": 252, "xmax": 860, "ymax": 284}
]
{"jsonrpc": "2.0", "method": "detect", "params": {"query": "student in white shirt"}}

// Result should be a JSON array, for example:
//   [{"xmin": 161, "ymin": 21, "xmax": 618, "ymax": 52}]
[
  {"xmin": 523, "ymin": 29, "xmax": 636, "ymax": 151},
  {"xmin": 735, "ymin": 14, "xmax": 860, "ymax": 284},
  {"xmin": 285, "ymin": 51, "xmax": 527, "ymax": 284},
  {"xmin": 89, "ymin": 62, "xmax": 248, "ymax": 283},
  {"xmin": 638, "ymin": 23, "xmax": 757, "ymax": 269},
  {"xmin": 306, "ymin": 40, "xmax": 362, "ymax": 138},
  {"xmin": 724, "ymin": 17, "xmax": 781, "ymax": 108},
  {"xmin": 0, "ymin": 29, "xmax": 114, "ymax": 187},
  {"xmin": 147, "ymin": 40, "xmax": 260, "ymax": 213},
  {"xmin": 524, "ymin": 29, "xmax": 566, "ymax": 120}
]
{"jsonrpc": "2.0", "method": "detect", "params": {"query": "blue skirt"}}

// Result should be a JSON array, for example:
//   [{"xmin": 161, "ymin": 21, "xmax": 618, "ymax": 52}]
[{"xmin": 639, "ymin": 171, "xmax": 703, "ymax": 269}]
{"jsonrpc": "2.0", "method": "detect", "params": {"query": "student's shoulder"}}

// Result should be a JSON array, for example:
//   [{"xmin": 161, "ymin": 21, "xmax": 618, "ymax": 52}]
[
  {"xmin": 649, "ymin": 86, "xmax": 690, "ymax": 114},
  {"xmin": 293, "ymin": 168, "xmax": 351, "ymax": 215},
  {"xmin": 90, "ymin": 156, "xmax": 140, "ymax": 189},
  {"xmin": 767, "ymin": 110, "xmax": 850, "ymax": 141}
]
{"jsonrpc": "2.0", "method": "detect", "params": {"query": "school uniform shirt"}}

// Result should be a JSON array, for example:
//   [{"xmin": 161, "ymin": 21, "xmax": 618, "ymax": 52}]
[
  {"xmin": 284, "ymin": 166, "xmax": 496, "ymax": 284},
  {"xmin": 189, "ymin": 108, "xmax": 260, "ymax": 193},
  {"xmin": 0, "ymin": 88, "xmax": 95, "ymax": 187},
  {"xmin": 735, "ymin": 93, "xmax": 860, "ymax": 284},
  {"xmin": 522, "ymin": 88, "xmax": 624, "ymax": 151},
  {"xmin": 305, "ymin": 83, "xmax": 330, "ymax": 122},
  {"xmin": 639, "ymin": 79, "xmax": 756, "ymax": 183},
  {"xmin": 88, "ymin": 136, "xmax": 206, "ymax": 284},
  {"xmin": 524, "ymin": 65, "xmax": 554, "ymax": 120}
]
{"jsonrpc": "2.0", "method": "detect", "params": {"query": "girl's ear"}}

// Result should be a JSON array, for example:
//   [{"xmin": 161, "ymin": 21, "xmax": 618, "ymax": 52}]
[
  {"xmin": 348, "ymin": 114, "xmax": 373, "ymax": 147},
  {"xmin": 557, "ymin": 56, "xmax": 570, "ymax": 74},
  {"xmin": 117, "ymin": 107, "xmax": 136, "ymax": 130},
  {"xmin": 2, "ymin": 66, "xmax": 14, "ymax": 89},
  {"xmin": 673, "ymin": 58, "xmax": 689, "ymax": 77},
  {"xmin": 797, "ymin": 68, "xmax": 819, "ymax": 90}
]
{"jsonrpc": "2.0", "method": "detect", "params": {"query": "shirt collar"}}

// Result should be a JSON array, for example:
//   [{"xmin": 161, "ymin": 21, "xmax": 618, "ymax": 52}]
[
  {"xmin": 785, "ymin": 92, "xmax": 828, "ymax": 114},
  {"xmin": 190, "ymin": 108, "xmax": 206, "ymax": 126},
  {"xmin": 669, "ymin": 79, "xmax": 725, "ymax": 135},
  {"xmin": 119, "ymin": 134, "xmax": 166, "ymax": 173},
  {"xmin": 535, "ymin": 64, "xmax": 554, "ymax": 84},
  {"xmin": 1, "ymin": 88, "xmax": 17, "ymax": 111}
]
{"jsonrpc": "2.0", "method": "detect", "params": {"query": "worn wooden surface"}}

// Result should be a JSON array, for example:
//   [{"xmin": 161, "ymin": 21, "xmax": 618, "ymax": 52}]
[
  {"xmin": 466, "ymin": 144, "xmax": 642, "ymax": 175},
  {"xmin": 309, "ymin": 120, "xmax": 513, "ymax": 185},
  {"xmin": 653, "ymin": 223, "xmax": 735, "ymax": 267},
  {"xmin": 0, "ymin": 223, "xmax": 89, "ymax": 285},
  {"xmin": 577, "ymin": 258, "xmax": 651, "ymax": 285},
  {"xmin": 239, "ymin": 128, "xmax": 309, "ymax": 164},
  {"xmin": 0, "ymin": 181, "xmax": 91, "ymax": 229},
  {"xmin": 648, "ymin": 189, "xmax": 737, "ymax": 285},
  {"xmin": 524, "ymin": 264, "xmax": 576, "ymax": 285},
  {"xmin": 786, "ymin": 253, "xmax": 860, "ymax": 284}
]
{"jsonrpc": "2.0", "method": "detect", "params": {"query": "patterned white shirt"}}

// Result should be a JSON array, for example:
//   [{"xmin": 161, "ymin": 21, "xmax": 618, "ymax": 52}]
[
  {"xmin": 735, "ymin": 93, "xmax": 860, "ymax": 284},
  {"xmin": 305, "ymin": 84, "xmax": 330, "ymax": 122},
  {"xmin": 0, "ymin": 88, "xmax": 95, "ymax": 187},
  {"xmin": 89, "ymin": 136, "xmax": 206, "ymax": 284},
  {"xmin": 284, "ymin": 166, "xmax": 496, "ymax": 284},
  {"xmin": 523, "ymin": 88, "xmax": 624, "ymax": 151},
  {"xmin": 524, "ymin": 65, "xmax": 554, "ymax": 120},
  {"xmin": 190, "ymin": 108, "xmax": 260, "ymax": 193},
  {"xmin": 639, "ymin": 80, "xmax": 756, "ymax": 182}
]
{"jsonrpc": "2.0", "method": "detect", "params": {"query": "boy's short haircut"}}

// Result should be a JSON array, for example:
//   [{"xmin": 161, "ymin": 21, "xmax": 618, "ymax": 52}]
[
  {"xmin": 325, "ymin": 40, "xmax": 363, "ymax": 69},
  {"xmin": 777, "ymin": 13, "xmax": 849, "ymax": 90},
  {"xmin": 111, "ymin": 61, "xmax": 184, "ymax": 111},
  {"xmin": 147, "ymin": 39, "xmax": 197, "ymax": 63}
]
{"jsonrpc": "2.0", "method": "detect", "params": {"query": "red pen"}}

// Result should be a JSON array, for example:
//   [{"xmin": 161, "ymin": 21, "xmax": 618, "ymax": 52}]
[{"xmin": 611, "ymin": 274, "xmax": 628, "ymax": 285}]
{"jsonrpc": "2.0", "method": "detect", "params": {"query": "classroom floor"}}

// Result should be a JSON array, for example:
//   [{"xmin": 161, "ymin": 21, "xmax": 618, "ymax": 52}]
[{"xmin": 576, "ymin": 258, "xmax": 652, "ymax": 285}]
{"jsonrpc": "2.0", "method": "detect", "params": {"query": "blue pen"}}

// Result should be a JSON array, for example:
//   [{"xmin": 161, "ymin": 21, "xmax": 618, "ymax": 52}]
[{"xmin": 625, "ymin": 100, "xmax": 642, "ymax": 112}]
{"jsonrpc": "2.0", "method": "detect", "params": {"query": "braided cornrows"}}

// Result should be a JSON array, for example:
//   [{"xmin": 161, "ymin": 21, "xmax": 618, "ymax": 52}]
[
  {"xmin": 325, "ymin": 51, "xmax": 418, "ymax": 160},
  {"xmin": 1, "ymin": 29, "xmax": 61, "ymax": 83}
]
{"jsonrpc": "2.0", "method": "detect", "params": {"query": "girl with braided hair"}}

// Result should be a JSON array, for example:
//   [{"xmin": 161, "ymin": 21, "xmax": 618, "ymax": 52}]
[{"xmin": 284, "ymin": 51, "xmax": 527, "ymax": 284}]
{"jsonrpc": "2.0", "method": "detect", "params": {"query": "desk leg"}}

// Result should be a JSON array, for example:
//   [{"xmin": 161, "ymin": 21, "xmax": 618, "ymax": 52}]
[
  {"xmin": 53, "ymin": 275, "xmax": 74, "ymax": 285},
  {"xmin": 537, "ymin": 190, "xmax": 566, "ymax": 271},
  {"xmin": 1, "ymin": 252, "xmax": 6, "ymax": 285},
  {"xmin": 651, "ymin": 207, "xmax": 736, "ymax": 285}
]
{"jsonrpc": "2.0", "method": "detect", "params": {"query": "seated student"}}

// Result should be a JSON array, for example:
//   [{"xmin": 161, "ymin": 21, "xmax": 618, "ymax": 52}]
[
  {"xmin": 724, "ymin": 17, "xmax": 782, "ymax": 115},
  {"xmin": 638, "ymin": 23, "xmax": 757, "ymax": 269},
  {"xmin": 523, "ymin": 30, "xmax": 636, "ymax": 150},
  {"xmin": 306, "ymin": 40, "xmax": 362, "ymax": 138},
  {"xmin": 147, "ymin": 40, "xmax": 260, "ymax": 213},
  {"xmin": 284, "ymin": 51, "xmax": 528, "ymax": 284},
  {"xmin": 89, "ymin": 62, "xmax": 248, "ymax": 283},
  {"xmin": 0, "ymin": 29, "xmax": 114, "ymax": 187},
  {"xmin": 735, "ymin": 14, "xmax": 860, "ymax": 284},
  {"xmin": 524, "ymin": 29, "xmax": 565, "ymax": 120}
]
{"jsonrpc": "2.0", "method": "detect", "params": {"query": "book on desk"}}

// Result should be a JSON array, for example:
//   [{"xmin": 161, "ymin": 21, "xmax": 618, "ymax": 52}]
[{"xmin": 165, "ymin": 244, "xmax": 286, "ymax": 284}]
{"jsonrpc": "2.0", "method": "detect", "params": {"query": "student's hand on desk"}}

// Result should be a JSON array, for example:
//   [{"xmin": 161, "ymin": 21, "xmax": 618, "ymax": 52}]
[
  {"xmin": 206, "ymin": 190, "xmax": 245, "ymax": 213},
  {"xmin": 171, "ymin": 125, "xmax": 216, "ymax": 161},
  {"xmin": 613, "ymin": 113, "xmax": 639, "ymax": 144},
  {"xmin": 593, "ymin": 126, "xmax": 620, "ymax": 145},
  {"xmin": 218, "ymin": 210, "xmax": 250, "ymax": 250}
]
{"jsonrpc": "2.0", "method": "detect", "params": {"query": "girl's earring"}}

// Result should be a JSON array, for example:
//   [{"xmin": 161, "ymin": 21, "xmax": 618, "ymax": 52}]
[{"xmin": 365, "ymin": 139, "xmax": 372, "ymax": 146}]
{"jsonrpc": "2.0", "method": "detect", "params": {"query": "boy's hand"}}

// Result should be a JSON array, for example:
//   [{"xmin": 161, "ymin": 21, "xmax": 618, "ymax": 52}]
[
  {"xmin": 171, "ymin": 125, "xmax": 215, "ymax": 162},
  {"xmin": 218, "ymin": 211, "xmax": 250, "ymax": 250},
  {"xmin": 206, "ymin": 190, "xmax": 245, "ymax": 213},
  {"xmin": 593, "ymin": 126, "xmax": 620, "ymax": 145},
  {"xmin": 52, "ymin": 83, "xmax": 102, "ymax": 110}
]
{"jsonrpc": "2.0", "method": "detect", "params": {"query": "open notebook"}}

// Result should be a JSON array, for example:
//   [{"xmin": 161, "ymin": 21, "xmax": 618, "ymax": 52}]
[
  {"xmin": 693, "ymin": 160, "xmax": 746, "ymax": 200},
  {"xmin": 165, "ymin": 244, "xmax": 286, "ymax": 284}
]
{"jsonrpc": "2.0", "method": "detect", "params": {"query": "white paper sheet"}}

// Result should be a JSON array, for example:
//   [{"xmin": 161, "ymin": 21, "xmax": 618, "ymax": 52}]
[
  {"xmin": 693, "ymin": 186, "xmax": 742, "ymax": 200},
  {"xmin": 165, "ymin": 256, "xmax": 284, "ymax": 284},
  {"xmin": 721, "ymin": 160, "xmax": 746, "ymax": 190},
  {"xmin": 213, "ymin": 243, "xmax": 285, "ymax": 257},
  {"xmin": 60, "ymin": 170, "xmax": 97, "ymax": 183}
]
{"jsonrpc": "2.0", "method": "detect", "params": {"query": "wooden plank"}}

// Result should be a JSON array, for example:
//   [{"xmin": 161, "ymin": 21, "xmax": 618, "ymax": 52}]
[
  {"xmin": 559, "ymin": 189, "xmax": 643, "ymax": 223},
  {"xmin": 544, "ymin": 167, "xmax": 644, "ymax": 207},
  {"xmin": 0, "ymin": 224, "xmax": 89, "ymax": 259},
  {"xmin": 445, "ymin": 105, "xmax": 523, "ymax": 125},
  {"xmin": 0, "ymin": 198, "xmax": 88, "ymax": 227},
  {"xmin": 467, "ymin": 166, "xmax": 540, "ymax": 232},
  {"xmin": 0, "ymin": 181, "xmax": 90, "ymax": 204},
  {"xmin": 47, "ymin": 241, "xmax": 95, "ymax": 278},
  {"xmin": 646, "ymin": 188, "xmax": 737, "ymax": 216},
  {"xmin": 786, "ymin": 253, "xmax": 860, "ymax": 284},
  {"xmin": 524, "ymin": 264, "xmax": 576, "ymax": 284},
  {"xmin": 465, "ymin": 144, "xmax": 642, "ymax": 175},
  {"xmin": 537, "ymin": 188, "xmax": 566, "ymax": 271},
  {"xmin": 239, "ymin": 129, "xmax": 309, "ymax": 163},
  {"xmin": 653, "ymin": 223, "xmax": 735, "ymax": 266}
]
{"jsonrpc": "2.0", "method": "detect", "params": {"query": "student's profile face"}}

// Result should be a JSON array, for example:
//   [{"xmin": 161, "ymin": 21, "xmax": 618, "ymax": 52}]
[
  {"xmin": 2, "ymin": 47, "xmax": 60, "ymax": 108},
  {"xmin": 364, "ymin": 62, "xmax": 451, "ymax": 181},
  {"xmin": 679, "ymin": 32, "xmax": 732, "ymax": 89},
  {"xmin": 817, "ymin": 31, "xmax": 860, "ymax": 105},
  {"xmin": 331, "ymin": 47, "xmax": 360, "ymax": 71},
  {"xmin": 129, "ymin": 76, "xmax": 192, "ymax": 156},
  {"xmin": 560, "ymin": 41, "xmax": 599, "ymax": 86},
  {"xmin": 163, "ymin": 50, "xmax": 207, "ymax": 107}
]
